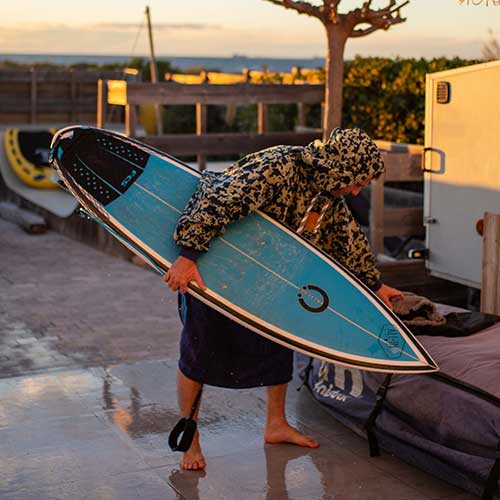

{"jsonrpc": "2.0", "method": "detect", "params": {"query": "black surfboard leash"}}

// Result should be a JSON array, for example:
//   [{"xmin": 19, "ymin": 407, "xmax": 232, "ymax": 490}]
[{"xmin": 168, "ymin": 386, "xmax": 203, "ymax": 452}]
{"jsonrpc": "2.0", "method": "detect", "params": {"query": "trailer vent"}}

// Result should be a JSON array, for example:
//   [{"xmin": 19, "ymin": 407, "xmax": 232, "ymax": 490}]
[{"xmin": 436, "ymin": 81, "xmax": 451, "ymax": 104}]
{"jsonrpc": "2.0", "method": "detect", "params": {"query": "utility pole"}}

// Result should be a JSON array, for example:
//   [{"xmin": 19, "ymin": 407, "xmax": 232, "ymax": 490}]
[{"xmin": 145, "ymin": 5, "xmax": 163, "ymax": 135}]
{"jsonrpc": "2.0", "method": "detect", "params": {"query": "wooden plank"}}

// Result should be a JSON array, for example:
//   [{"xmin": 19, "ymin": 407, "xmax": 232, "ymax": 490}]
[
  {"xmin": 141, "ymin": 131, "xmax": 322, "ymax": 156},
  {"xmin": 125, "ymin": 83, "xmax": 325, "ymax": 106},
  {"xmin": 379, "ymin": 259, "xmax": 469, "ymax": 306},
  {"xmin": 70, "ymin": 72, "xmax": 77, "ymax": 121},
  {"xmin": 125, "ymin": 105, "xmax": 138, "ymax": 137},
  {"xmin": 375, "ymin": 140, "xmax": 424, "ymax": 155},
  {"xmin": 481, "ymin": 212, "xmax": 500, "ymax": 314},
  {"xmin": 97, "ymin": 79, "xmax": 107, "ymax": 128},
  {"xmin": 0, "ymin": 70, "xmax": 124, "ymax": 83},
  {"xmin": 382, "ymin": 152, "xmax": 423, "ymax": 182},
  {"xmin": 369, "ymin": 172, "xmax": 385, "ymax": 256},
  {"xmin": 297, "ymin": 102, "xmax": 307, "ymax": 127},
  {"xmin": 383, "ymin": 208, "xmax": 424, "ymax": 237},
  {"xmin": 0, "ymin": 99, "xmax": 97, "ymax": 113},
  {"xmin": 0, "ymin": 71, "xmax": 32, "ymax": 82},
  {"xmin": 257, "ymin": 103, "xmax": 269, "ymax": 134},
  {"xmin": 196, "ymin": 103, "xmax": 207, "ymax": 171},
  {"xmin": 0, "ymin": 202, "xmax": 47, "ymax": 234},
  {"xmin": 30, "ymin": 68, "xmax": 37, "ymax": 124}
]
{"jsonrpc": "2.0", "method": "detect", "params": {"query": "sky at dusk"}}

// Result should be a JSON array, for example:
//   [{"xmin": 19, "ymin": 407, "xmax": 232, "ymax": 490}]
[{"xmin": 2, "ymin": 0, "xmax": 499, "ymax": 59}]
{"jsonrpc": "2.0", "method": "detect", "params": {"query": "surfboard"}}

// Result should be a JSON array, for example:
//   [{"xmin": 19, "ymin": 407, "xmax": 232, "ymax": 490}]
[{"xmin": 50, "ymin": 126, "xmax": 438, "ymax": 374}]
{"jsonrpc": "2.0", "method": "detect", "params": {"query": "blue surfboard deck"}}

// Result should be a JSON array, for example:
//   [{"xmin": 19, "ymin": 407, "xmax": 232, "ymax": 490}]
[{"xmin": 50, "ymin": 126, "xmax": 438, "ymax": 374}]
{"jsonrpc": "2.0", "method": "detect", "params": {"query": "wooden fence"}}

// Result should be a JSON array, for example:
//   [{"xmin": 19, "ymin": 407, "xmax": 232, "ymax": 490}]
[
  {"xmin": 0, "ymin": 69, "xmax": 128, "ymax": 124},
  {"xmin": 98, "ymin": 79, "xmax": 424, "ymax": 258},
  {"xmin": 369, "ymin": 146, "xmax": 424, "ymax": 256},
  {"xmin": 481, "ymin": 212, "xmax": 500, "ymax": 314},
  {"xmin": 99, "ymin": 79, "xmax": 323, "ymax": 170}
]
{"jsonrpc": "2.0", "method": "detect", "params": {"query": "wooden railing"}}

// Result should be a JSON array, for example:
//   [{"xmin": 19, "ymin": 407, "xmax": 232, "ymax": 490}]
[
  {"xmin": 99, "ymin": 79, "xmax": 324, "ymax": 170},
  {"xmin": 0, "ymin": 69, "xmax": 129, "ymax": 124},
  {"xmin": 370, "ymin": 145, "xmax": 424, "ymax": 256},
  {"xmin": 98, "ymin": 79, "xmax": 424, "ymax": 257}
]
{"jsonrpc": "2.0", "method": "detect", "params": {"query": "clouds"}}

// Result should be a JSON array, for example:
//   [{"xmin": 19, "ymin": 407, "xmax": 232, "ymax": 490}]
[
  {"xmin": 86, "ymin": 22, "xmax": 221, "ymax": 31},
  {"xmin": 0, "ymin": 22, "xmax": 223, "ymax": 54},
  {"xmin": 0, "ymin": 15, "xmax": 491, "ymax": 59}
]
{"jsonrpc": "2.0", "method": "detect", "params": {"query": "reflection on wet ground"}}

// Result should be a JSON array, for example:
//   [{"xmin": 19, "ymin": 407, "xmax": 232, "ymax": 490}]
[
  {"xmin": 0, "ymin": 359, "xmax": 475, "ymax": 500},
  {"xmin": 0, "ymin": 219, "xmax": 476, "ymax": 499}
]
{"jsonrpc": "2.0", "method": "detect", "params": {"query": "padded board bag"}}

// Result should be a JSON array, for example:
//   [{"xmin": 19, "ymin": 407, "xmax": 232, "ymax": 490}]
[{"xmin": 298, "ymin": 320, "xmax": 500, "ymax": 499}]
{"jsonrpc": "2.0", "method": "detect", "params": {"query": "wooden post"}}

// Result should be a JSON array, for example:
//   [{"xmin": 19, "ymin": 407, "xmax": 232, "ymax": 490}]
[
  {"xmin": 257, "ymin": 103, "xmax": 269, "ymax": 134},
  {"xmin": 481, "ymin": 212, "xmax": 500, "ymax": 314},
  {"xmin": 196, "ymin": 103, "xmax": 207, "ymax": 171},
  {"xmin": 145, "ymin": 5, "xmax": 163, "ymax": 135},
  {"xmin": 320, "ymin": 102, "xmax": 325, "ymax": 132},
  {"xmin": 297, "ymin": 102, "xmax": 307, "ymax": 128},
  {"xmin": 125, "ymin": 105, "xmax": 138, "ymax": 137},
  {"xmin": 70, "ymin": 70, "xmax": 77, "ymax": 122},
  {"xmin": 369, "ymin": 172, "xmax": 386, "ymax": 257},
  {"xmin": 96, "ymin": 79, "xmax": 108, "ymax": 128},
  {"xmin": 30, "ymin": 67, "xmax": 37, "ymax": 124}
]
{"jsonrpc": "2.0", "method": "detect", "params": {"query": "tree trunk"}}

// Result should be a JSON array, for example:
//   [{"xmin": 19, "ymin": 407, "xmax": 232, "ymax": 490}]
[{"xmin": 323, "ymin": 23, "xmax": 348, "ymax": 140}]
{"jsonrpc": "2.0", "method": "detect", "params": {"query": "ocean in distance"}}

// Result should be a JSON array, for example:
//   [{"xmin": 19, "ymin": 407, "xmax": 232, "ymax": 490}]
[{"xmin": 0, "ymin": 53, "xmax": 326, "ymax": 73}]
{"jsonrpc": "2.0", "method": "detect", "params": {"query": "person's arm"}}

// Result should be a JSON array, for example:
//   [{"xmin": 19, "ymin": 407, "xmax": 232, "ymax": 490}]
[
  {"xmin": 174, "ymin": 152, "xmax": 288, "ymax": 252},
  {"xmin": 322, "ymin": 198, "xmax": 381, "ymax": 287},
  {"xmin": 166, "ymin": 149, "xmax": 291, "ymax": 293},
  {"xmin": 321, "ymin": 199, "xmax": 403, "ymax": 309}
]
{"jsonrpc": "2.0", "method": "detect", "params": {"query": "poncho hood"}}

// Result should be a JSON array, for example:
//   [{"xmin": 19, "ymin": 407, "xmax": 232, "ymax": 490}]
[{"xmin": 301, "ymin": 128, "xmax": 385, "ymax": 193}]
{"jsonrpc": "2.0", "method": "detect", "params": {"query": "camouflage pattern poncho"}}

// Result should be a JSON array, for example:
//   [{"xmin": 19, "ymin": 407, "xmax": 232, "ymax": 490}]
[{"xmin": 174, "ymin": 128, "xmax": 385, "ymax": 290}]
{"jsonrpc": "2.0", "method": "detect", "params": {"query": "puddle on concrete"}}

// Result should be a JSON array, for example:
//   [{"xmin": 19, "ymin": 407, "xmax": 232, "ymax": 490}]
[{"xmin": 0, "ymin": 317, "xmax": 76, "ymax": 377}]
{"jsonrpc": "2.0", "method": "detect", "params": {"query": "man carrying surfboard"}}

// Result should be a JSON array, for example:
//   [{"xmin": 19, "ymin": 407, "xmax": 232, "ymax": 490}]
[{"xmin": 164, "ymin": 127, "xmax": 403, "ymax": 470}]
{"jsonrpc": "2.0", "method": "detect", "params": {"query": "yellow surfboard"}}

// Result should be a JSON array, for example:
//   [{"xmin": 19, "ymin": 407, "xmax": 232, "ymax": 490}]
[{"xmin": 4, "ymin": 128, "xmax": 58, "ymax": 189}]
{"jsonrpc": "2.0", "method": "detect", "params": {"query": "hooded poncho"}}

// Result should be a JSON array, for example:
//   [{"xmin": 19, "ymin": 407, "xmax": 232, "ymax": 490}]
[{"xmin": 174, "ymin": 127, "xmax": 385, "ymax": 290}]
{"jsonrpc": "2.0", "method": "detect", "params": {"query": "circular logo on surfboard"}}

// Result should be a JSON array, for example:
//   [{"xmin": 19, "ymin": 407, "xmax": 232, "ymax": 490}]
[{"xmin": 298, "ymin": 285, "xmax": 329, "ymax": 313}]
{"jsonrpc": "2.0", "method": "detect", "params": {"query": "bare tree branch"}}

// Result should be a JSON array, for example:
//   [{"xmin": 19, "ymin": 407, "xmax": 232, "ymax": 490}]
[
  {"xmin": 350, "ymin": 25, "xmax": 381, "ymax": 38},
  {"xmin": 348, "ymin": 0, "xmax": 408, "ymax": 36},
  {"xmin": 263, "ymin": 0, "xmax": 410, "ymax": 132},
  {"xmin": 263, "ymin": 0, "xmax": 323, "ymax": 20}
]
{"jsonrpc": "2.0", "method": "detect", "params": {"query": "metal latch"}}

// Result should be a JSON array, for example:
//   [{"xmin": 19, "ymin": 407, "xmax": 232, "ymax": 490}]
[
  {"xmin": 422, "ymin": 147, "xmax": 434, "ymax": 173},
  {"xmin": 408, "ymin": 248, "xmax": 429, "ymax": 260}
]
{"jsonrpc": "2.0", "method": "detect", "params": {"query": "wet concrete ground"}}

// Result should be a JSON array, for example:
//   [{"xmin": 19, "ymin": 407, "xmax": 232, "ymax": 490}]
[{"xmin": 0, "ymin": 218, "xmax": 477, "ymax": 499}]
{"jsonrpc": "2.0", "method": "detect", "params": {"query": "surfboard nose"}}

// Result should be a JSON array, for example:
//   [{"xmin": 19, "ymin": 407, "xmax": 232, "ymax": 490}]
[
  {"xmin": 49, "ymin": 126, "xmax": 76, "ymax": 173},
  {"xmin": 50, "ymin": 127, "xmax": 146, "ymax": 208}
]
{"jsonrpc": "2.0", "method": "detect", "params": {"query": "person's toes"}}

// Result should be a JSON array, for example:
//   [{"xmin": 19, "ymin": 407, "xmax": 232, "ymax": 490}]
[{"xmin": 305, "ymin": 436, "xmax": 319, "ymax": 448}]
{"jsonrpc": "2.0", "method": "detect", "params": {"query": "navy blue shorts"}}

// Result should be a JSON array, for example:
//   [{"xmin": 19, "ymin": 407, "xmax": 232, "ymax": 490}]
[{"xmin": 178, "ymin": 294, "xmax": 293, "ymax": 389}]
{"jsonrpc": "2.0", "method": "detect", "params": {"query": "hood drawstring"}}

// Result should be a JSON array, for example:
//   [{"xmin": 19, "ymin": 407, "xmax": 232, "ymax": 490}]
[{"xmin": 297, "ymin": 191, "xmax": 334, "ymax": 235}]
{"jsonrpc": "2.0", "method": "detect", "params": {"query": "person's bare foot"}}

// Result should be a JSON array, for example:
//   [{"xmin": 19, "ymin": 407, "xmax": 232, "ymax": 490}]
[
  {"xmin": 264, "ymin": 421, "xmax": 319, "ymax": 448},
  {"xmin": 180, "ymin": 433, "xmax": 206, "ymax": 471}
]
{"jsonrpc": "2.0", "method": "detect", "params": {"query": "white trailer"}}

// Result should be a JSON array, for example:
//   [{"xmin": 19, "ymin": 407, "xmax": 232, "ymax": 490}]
[{"xmin": 424, "ymin": 60, "xmax": 500, "ymax": 289}]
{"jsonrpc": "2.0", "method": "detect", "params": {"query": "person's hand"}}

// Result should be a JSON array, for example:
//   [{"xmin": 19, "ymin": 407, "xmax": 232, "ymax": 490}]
[
  {"xmin": 163, "ymin": 256, "xmax": 207, "ymax": 294},
  {"xmin": 375, "ymin": 284, "xmax": 404, "ymax": 310}
]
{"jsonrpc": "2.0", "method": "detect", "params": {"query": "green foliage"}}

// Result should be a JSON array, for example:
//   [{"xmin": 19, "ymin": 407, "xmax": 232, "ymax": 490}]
[{"xmin": 342, "ymin": 56, "xmax": 478, "ymax": 144}]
